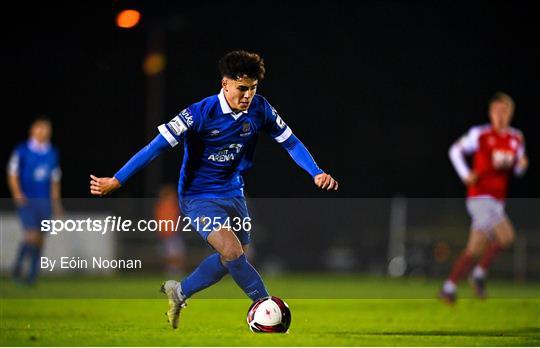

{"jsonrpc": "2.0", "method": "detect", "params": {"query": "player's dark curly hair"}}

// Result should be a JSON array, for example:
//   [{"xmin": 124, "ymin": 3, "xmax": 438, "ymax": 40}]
[{"xmin": 219, "ymin": 50, "xmax": 265, "ymax": 81}]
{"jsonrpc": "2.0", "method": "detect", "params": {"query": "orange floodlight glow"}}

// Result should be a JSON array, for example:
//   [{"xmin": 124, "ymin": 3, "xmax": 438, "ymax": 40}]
[{"xmin": 116, "ymin": 9, "xmax": 141, "ymax": 29}]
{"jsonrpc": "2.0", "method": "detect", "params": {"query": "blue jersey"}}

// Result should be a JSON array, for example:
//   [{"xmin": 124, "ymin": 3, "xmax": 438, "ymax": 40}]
[
  {"xmin": 114, "ymin": 90, "xmax": 323, "ymax": 197},
  {"xmin": 7, "ymin": 140, "xmax": 61, "ymax": 198},
  {"xmin": 158, "ymin": 90, "xmax": 300, "ymax": 198}
]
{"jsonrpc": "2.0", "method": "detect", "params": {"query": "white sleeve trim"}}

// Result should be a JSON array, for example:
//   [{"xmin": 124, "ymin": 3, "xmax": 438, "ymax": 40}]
[
  {"xmin": 158, "ymin": 124, "xmax": 179, "ymax": 147},
  {"xmin": 7, "ymin": 152, "xmax": 19, "ymax": 176},
  {"xmin": 460, "ymin": 127, "xmax": 481, "ymax": 154},
  {"xmin": 449, "ymin": 142, "xmax": 471, "ymax": 181},
  {"xmin": 274, "ymin": 127, "xmax": 292, "ymax": 143}
]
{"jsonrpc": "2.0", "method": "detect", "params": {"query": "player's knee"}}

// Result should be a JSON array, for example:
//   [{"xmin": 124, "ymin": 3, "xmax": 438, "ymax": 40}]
[
  {"xmin": 465, "ymin": 245, "xmax": 482, "ymax": 258},
  {"xmin": 220, "ymin": 244, "xmax": 244, "ymax": 262},
  {"xmin": 498, "ymin": 235, "xmax": 514, "ymax": 249},
  {"xmin": 25, "ymin": 231, "xmax": 42, "ymax": 246}
]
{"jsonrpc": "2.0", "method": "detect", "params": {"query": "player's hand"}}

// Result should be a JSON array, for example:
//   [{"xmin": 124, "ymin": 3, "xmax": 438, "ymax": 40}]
[
  {"xmin": 464, "ymin": 172, "xmax": 478, "ymax": 187},
  {"xmin": 90, "ymin": 175, "xmax": 121, "ymax": 196},
  {"xmin": 517, "ymin": 155, "xmax": 529, "ymax": 171},
  {"xmin": 314, "ymin": 173, "xmax": 339, "ymax": 191},
  {"xmin": 13, "ymin": 193, "xmax": 27, "ymax": 207}
]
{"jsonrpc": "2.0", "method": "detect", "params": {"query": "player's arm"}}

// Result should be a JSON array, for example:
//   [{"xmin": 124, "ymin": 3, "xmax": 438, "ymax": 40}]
[
  {"xmin": 279, "ymin": 135, "xmax": 338, "ymax": 190},
  {"xmin": 6, "ymin": 149, "xmax": 26, "ymax": 206},
  {"xmin": 51, "ymin": 157, "xmax": 64, "ymax": 216},
  {"xmin": 263, "ymin": 100, "xmax": 338, "ymax": 190},
  {"xmin": 448, "ymin": 127, "xmax": 479, "ymax": 186},
  {"xmin": 90, "ymin": 109, "xmax": 193, "ymax": 196},
  {"xmin": 514, "ymin": 134, "xmax": 528, "ymax": 177},
  {"xmin": 90, "ymin": 134, "xmax": 170, "ymax": 196}
]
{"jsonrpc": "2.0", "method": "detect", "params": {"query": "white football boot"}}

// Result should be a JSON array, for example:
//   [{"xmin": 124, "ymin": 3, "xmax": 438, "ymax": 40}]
[{"xmin": 160, "ymin": 280, "xmax": 187, "ymax": 329}]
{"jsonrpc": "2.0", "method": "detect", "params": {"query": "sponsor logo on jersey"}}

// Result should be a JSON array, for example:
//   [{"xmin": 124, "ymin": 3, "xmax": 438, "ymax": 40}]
[
  {"xmin": 276, "ymin": 115, "xmax": 286, "ymax": 129},
  {"xmin": 271, "ymin": 106, "xmax": 280, "ymax": 118},
  {"xmin": 208, "ymin": 144, "xmax": 243, "ymax": 162},
  {"xmin": 492, "ymin": 149, "xmax": 515, "ymax": 169},
  {"xmin": 168, "ymin": 117, "xmax": 187, "ymax": 136},
  {"xmin": 179, "ymin": 109, "xmax": 194, "ymax": 127},
  {"xmin": 271, "ymin": 107, "xmax": 286, "ymax": 129}
]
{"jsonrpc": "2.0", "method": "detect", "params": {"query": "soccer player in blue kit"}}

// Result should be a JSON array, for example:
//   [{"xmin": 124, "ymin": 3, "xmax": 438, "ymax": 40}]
[
  {"xmin": 7, "ymin": 117, "xmax": 62, "ymax": 284},
  {"xmin": 90, "ymin": 51, "xmax": 338, "ymax": 329}
]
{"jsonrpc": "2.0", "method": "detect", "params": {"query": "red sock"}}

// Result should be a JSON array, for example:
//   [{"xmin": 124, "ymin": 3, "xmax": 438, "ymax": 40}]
[
  {"xmin": 478, "ymin": 241, "xmax": 503, "ymax": 271},
  {"xmin": 448, "ymin": 251, "xmax": 475, "ymax": 283}
]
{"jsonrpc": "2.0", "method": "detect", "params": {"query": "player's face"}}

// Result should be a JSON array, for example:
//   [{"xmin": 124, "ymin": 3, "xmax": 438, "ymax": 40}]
[
  {"xmin": 222, "ymin": 76, "xmax": 258, "ymax": 112},
  {"xmin": 30, "ymin": 121, "xmax": 52, "ymax": 143},
  {"xmin": 489, "ymin": 100, "xmax": 513, "ymax": 131}
]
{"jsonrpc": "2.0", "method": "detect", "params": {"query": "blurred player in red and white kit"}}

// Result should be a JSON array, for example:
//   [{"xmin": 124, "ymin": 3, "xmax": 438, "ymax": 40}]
[{"xmin": 440, "ymin": 92, "xmax": 529, "ymax": 304}]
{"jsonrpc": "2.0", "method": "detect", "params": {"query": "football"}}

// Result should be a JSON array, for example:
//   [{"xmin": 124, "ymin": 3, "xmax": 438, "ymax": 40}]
[{"xmin": 246, "ymin": 296, "xmax": 292, "ymax": 333}]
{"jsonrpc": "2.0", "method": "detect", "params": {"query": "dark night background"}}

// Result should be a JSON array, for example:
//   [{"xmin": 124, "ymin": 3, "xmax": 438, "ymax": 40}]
[{"xmin": 2, "ymin": 0, "xmax": 538, "ymax": 198}]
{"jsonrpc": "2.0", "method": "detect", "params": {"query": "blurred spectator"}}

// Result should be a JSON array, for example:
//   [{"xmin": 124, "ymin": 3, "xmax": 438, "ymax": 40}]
[{"xmin": 154, "ymin": 184, "xmax": 186, "ymax": 275}]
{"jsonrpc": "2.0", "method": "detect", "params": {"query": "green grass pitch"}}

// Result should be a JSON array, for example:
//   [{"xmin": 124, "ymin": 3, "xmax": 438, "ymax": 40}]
[{"xmin": 1, "ymin": 275, "xmax": 539, "ymax": 346}]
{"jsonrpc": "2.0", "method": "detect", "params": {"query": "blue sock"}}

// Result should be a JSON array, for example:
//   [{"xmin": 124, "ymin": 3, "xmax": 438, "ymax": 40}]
[
  {"xmin": 27, "ymin": 245, "xmax": 41, "ymax": 284},
  {"xmin": 181, "ymin": 253, "xmax": 228, "ymax": 298},
  {"xmin": 226, "ymin": 254, "xmax": 269, "ymax": 301},
  {"xmin": 13, "ymin": 243, "xmax": 30, "ymax": 278}
]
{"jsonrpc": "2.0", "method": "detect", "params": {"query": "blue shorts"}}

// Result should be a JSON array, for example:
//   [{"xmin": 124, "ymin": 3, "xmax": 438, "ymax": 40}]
[
  {"xmin": 179, "ymin": 196, "xmax": 251, "ymax": 245},
  {"xmin": 18, "ymin": 199, "xmax": 52, "ymax": 231}
]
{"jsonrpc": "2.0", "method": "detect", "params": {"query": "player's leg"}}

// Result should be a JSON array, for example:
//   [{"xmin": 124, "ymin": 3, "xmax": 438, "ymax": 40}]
[
  {"xmin": 26, "ymin": 200, "xmax": 51, "ymax": 284},
  {"xmin": 470, "ymin": 200, "xmax": 510, "ymax": 297},
  {"xmin": 180, "ymin": 196, "xmax": 266, "ymax": 300},
  {"xmin": 176, "ymin": 239, "xmax": 250, "ymax": 296},
  {"xmin": 12, "ymin": 231, "xmax": 33, "ymax": 282},
  {"xmin": 179, "ymin": 238, "xmax": 229, "ymax": 299},
  {"xmin": 471, "ymin": 216, "xmax": 515, "ymax": 297},
  {"xmin": 207, "ymin": 227, "xmax": 269, "ymax": 301},
  {"xmin": 13, "ymin": 202, "xmax": 41, "ymax": 284},
  {"xmin": 25, "ymin": 230, "xmax": 44, "ymax": 284},
  {"xmin": 161, "ymin": 198, "xmax": 230, "ymax": 329},
  {"xmin": 478, "ymin": 217, "xmax": 515, "ymax": 272},
  {"xmin": 440, "ymin": 229, "xmax": 488, "ymax": 303},
  {"xmin": 441, "ymin": 197, "xmax": 501, "ymax": 303}
]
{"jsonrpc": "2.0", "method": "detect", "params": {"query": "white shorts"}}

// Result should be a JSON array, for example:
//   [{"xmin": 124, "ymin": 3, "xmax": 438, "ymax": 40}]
[{"xmin": 466, "ymin": 196, "xmax": 506, "ymax": 234}]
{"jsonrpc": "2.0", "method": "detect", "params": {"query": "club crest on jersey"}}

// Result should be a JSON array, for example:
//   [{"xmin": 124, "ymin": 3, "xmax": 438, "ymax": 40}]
[
  {"xmin": 208, "ymin": 144, "xmax": 243, "ymax": 162},
  {"xmin": 33, "ymin": 165, "xmax": 49, "ymax": 181},
  {"xmin": 240, "ymin": 122, "xmax": 252, "ymax": 137}
]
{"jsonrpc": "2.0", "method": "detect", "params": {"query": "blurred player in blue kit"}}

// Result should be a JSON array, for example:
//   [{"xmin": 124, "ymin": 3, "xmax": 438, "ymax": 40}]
[
  {"xmin": 7, "ymin": 117, "xmax": 63, "ymax": 285},
  {"xmin": 90, "ymin": 51, "xmax": 338, "ymax": 329}
]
